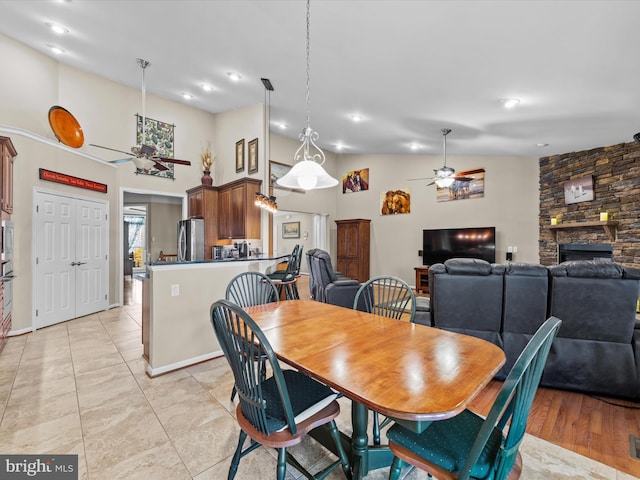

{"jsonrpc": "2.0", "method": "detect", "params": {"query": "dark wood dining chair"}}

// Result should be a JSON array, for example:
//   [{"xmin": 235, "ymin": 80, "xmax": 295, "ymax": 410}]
[
  {"xmin": 226, "ymin": 271, "xmax": 279, "ymax": 308},
  {"xmin": 387, "ymin": 316, "xmax": 562, "ymax": 480},
  {"xmin": 268, "ymin": 244, "xmax": 303, "ymax": 299},
  {"xmin": 353, "ymin": 275, "xmax": 416, "ymax": 445},
  {"xmin": 210, "ymin": 299, "xmax": 351, "ymax": 480},
  {"xmin": 225, "ymin": 272, "xmax": 279, "ymax": 401}
]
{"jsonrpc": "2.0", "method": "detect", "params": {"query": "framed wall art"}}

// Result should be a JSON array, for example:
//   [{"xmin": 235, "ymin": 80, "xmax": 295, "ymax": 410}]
[
  {"xmin": 436, "ymin": 168, "xmax": 485, "ymax": 203},
  {"xmin": 248, "ymin": 138, "xmax": 258, "ymax": 174},
  {"xmin": 342, "ymin": 168, "xmax": 369, "ymax": 193},
  {"xmin": 235, "ymin": 139, "xmax": 245, "ymax": 173},
  {"xmin": 135, "ymin": 114, "xmax": 175, "ymax": 179},
  {"xmin": 282, "ymin": 221, "xmax": 300, "ymax": 239},
  {"xmin": 564, "ymin": 175, "xmax": 594, "ymax": 204},
  {"xmin": 380, "ymin": 188, "xmax": 411, "ymax": 215}
]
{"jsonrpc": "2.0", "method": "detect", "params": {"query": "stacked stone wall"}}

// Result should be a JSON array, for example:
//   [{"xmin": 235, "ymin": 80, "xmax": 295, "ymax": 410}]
[{"xmin": 539, "ymin": 141, "xmax": 640, "ymax": 268}]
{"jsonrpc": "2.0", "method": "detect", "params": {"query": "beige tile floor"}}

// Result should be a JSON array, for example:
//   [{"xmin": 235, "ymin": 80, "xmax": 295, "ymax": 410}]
[{"xmin": 0, "ymin": 302, "xmax": 637, "ymax": 479}]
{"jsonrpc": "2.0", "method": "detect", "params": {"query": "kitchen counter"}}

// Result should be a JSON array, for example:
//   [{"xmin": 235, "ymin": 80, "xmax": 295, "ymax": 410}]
[
  {"xmin": 142, "ymin": 255, "xmax": 287, "ymax": 377},
  {"xmin": 147, "ymin": 254, "xmax": 287, "ymax": 266}
]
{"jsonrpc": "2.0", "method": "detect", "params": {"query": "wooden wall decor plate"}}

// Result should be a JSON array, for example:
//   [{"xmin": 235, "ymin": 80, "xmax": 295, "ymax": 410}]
[{"xmin": 48, "ymin": 105, "xmax": 84, "ymax": 148}]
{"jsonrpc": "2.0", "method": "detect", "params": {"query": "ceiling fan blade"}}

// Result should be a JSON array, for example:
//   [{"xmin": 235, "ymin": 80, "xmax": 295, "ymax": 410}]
[
  {"xmin": 109, "ymin": 157, "xmax": 134, "ymax": 164},
  {"xmin": 152, "ymin": 161, "xmax": 169, "ymax": 171},
  {"xmin": 454, "ymin": 176, "xmax": 474, "ymax": 182},
  {"xmin": 408, "ymin": 176, "xmax": 434, "ymax": 181},
  {"xmin": 89, "ymin": 143, "xmax": 133, "ymax": 156},
  {"xmin": 154, "ymin": 156, "xmax": 191, "ymax": 166},
  {"xmin": 426, "ymin": 180, "xmax": 436, "ymax": 187}
]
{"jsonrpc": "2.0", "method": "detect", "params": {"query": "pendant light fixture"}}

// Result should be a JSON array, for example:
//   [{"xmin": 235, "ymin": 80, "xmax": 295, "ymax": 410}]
[
  {"xmin": 276, "ymin": 0, "xmax": 338, "ymax": 191},
  {"xmin": 434, "ymin": 128, "xmax": 456, "ymax": 188}
]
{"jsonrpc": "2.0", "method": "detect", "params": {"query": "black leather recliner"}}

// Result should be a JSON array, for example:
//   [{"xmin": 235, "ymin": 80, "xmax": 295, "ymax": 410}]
[{"xmin": 306, "ymin": 248, "xmax": 361, "ymax": 308}]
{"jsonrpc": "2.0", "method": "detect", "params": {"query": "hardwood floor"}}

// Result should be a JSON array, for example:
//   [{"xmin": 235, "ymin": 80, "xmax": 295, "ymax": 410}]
[
  {"xmin": 124, "ymin": 273, "xmax": 640, "ymax": 477},
  {"xmin": 469, "ymin": 380, "xmax": 640, "ymax": 477}
]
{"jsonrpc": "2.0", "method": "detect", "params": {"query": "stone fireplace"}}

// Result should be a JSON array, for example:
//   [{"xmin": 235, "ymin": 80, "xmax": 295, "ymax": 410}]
[{"xmin": 539, "ymin": 141, "xmax": 640, "ymax": 268}]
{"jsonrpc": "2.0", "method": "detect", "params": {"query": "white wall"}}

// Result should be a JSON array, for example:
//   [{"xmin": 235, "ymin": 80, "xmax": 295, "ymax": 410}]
[{"xmin": 334, "ymin": 153, "xmax": 540, "ymax": 283}]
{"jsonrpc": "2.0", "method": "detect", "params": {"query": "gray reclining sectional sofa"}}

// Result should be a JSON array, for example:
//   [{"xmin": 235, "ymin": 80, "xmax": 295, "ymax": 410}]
[{"xmin": 428, "ymin": 258, "xmax": 640, "ymax": 400}]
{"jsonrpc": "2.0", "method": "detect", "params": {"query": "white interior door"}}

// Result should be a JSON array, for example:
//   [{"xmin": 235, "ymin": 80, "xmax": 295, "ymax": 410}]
[
  {"xmin": 75, "ymin": 199, "xmax": 108, "ymax": 318},
  {"xmin": 34, "ymin": 191, "xmax": 109, "ymax": 329}
]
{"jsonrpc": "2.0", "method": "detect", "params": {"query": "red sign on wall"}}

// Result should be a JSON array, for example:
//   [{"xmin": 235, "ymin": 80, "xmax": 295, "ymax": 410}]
[{"xmin": 39, "ymin": 168, "xmax": 108, "ymax": 193}]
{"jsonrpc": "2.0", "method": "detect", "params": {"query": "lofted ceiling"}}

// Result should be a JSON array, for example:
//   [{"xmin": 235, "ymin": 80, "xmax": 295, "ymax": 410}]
[{"xmin": 1, "ymin": 0, "xmax": 640, "ymax": 158}]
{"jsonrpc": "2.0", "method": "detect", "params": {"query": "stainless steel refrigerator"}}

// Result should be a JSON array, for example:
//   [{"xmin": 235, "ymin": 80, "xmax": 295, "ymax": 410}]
[{"xmin": 177, "ymin": 219, "xmax": 204, "ymax": 262}]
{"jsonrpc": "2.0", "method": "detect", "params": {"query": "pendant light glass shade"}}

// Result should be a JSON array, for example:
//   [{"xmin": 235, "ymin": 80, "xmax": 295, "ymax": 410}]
[{"xmin": 276, "ymin": 0, "xmax": 338, "ymax": 191}]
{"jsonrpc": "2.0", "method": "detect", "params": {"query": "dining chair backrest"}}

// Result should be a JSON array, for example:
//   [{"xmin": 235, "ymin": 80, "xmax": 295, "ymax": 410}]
[
  {"xmin": 210, "ymin": 299, "xmax": 298, "ymax": 435},
  {"xmin": 284, "ymin": 244, "xmax": 302, "ymax": 276},
  {"xmin": 353, "ymin": 275, "xmax": 416, "ymax": 322},
  {"xmin": 225, "ymin": 272, "xmax": 279, "ymax": 307},
  {"xmin": 458, "ymin": 316, "xmax": 562, "ymax": 480}
]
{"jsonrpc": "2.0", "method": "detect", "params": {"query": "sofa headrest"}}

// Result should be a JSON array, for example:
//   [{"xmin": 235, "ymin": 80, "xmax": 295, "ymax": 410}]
[
  {"xmin": 443, "ymin": 258, "xmax": 503, "ymax": 276},
  {"xmin": 549, "ymin": 260, "xmax": 623, "ymax": 278},
  {"xmin": 505, "ymin": 263, "xmax": 548, "ymax": 277}
]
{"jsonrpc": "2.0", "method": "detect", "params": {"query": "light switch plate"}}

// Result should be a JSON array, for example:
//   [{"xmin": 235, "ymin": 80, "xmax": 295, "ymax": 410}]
[{"xmin": 171, "ymin": 284, "xmax": 179, "ymax": 296}]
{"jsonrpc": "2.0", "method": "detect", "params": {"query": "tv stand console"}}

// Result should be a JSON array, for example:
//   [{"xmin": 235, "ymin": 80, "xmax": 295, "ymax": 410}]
[{"xmin": 414, "ymin": 266, "xmax": 429, "ymax": 294}]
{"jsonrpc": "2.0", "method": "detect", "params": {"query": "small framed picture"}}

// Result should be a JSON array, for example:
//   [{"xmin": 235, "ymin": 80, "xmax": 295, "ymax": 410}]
[
  {"xmin": 248, "ymin": 138, "xmax": 258, "ymax": 174},
  {"xmin": 282, "ymin": 221, "xmax": 300, "ymax": 239},
  {"xmin": 235, "ymin": 139, "xmax": 245, "ymax": 173}
]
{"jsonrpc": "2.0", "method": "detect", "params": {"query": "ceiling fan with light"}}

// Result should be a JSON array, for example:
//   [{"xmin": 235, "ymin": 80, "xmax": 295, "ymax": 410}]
[
  {"xmin": 409, "ymin": 128, "xmax": 472, "ymax": 188},
  {"xmin": 89, "ymin": 58, "xmax": 191, "ymax": 171}
]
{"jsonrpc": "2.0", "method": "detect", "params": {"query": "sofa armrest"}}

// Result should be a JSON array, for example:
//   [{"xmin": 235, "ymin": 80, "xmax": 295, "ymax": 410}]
[{"xmin": 325, "ymin": 282, "xmax": 361, "ymax": 309}]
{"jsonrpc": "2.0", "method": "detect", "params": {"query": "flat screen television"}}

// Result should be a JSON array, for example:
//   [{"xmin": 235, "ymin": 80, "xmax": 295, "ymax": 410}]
[{"xmin": 422, "ymin": 227, "xmax": 496, "ymax": 266}]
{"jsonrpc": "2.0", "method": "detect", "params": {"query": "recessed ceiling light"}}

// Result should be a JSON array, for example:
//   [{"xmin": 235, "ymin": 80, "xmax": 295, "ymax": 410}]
[
  {"xmin": 201, "ymin": 84, "xmax": 213, "ymax": 92},
  {"xmin": 47, "ymin": 44, "xmax": 65, "ymax": 55},
  {"xmin": 335, "ymin": 143, "xmax": 344, "ymax": 151},
  {"xmin": 181, "ymin": 93, "xmax": 193, "ymax": 100},
  {"xmin": 410, "ymin": 143, "xmax": 420, "ymax": 151},
  {"xmin": 501, "ymin": 98, "xmax": 521, "ymax": 109},
  {"xmin": 46, "ymin": 22, "xmax": 69, "ymax": 34},
  {"xmin": 350, "ymin": 114, "xmax": 363, "ymax": 123},
  {"xmin": 277, "ymin": 123, "xmax": 287, "ymax": 129},
  {"xmin": 226, "ymin": 72, "xmax": 242, "ymax": 82},
  {"xmin": 537, "ymin": 143, "xmax": 549, "ymax": 147}
]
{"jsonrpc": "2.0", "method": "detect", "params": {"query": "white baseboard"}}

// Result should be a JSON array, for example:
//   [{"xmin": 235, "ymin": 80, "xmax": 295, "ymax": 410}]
[
  {"xmin": 7, "ymin": 327, "xmax": 34, "ymax": 337},
  {"xmin": 145, "ymin": 350, "xmax": 224, "ymax": 377}
]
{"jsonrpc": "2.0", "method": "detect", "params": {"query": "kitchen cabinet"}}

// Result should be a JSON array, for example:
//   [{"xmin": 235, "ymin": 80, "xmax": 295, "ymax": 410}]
[
  {"xmin": 0, "ymin": 136, "xmax": 17, "ymax": 218},
  {"xmin": 186, "ymin": 185, "xmax": 219, "ymax": 260},
  {"xmin": 217, "ymin": 178, "xmax": 262, "ymax": 240},
  {"xmin": 336, "ymin": 219, "xmax": 370, "ymax": 283}
]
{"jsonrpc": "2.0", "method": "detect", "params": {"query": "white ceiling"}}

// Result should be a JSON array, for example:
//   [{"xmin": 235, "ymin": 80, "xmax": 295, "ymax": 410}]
[{"xmin": 2, "ymin": 0, "xmax": 640, "ymax": 157}]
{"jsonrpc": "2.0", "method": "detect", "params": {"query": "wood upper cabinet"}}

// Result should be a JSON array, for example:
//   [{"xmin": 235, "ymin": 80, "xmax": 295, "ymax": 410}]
[
  {"xmin": 0, "ymin": 136, "xmax": 17, "ymax": 218},
  {"xmin": 186, "ymin": 185, "xmax": 219, "ymax": 260},
  {"xmin": 218, "ymin": 178, "xmax": 262, "ymax": 240},
  {"xmin": 336, "ymin": 219, "xmax": 371, "ymax": 283}
]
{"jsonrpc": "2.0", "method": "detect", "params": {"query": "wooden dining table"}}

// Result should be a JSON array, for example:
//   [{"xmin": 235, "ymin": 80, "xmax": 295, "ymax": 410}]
[{"xmin": 244, "ymin": 299, "xmax": 506, "ymax": 479}]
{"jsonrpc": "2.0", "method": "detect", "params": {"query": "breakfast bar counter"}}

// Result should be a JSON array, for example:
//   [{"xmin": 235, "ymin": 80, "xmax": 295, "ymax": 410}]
[{"xmin": 142, "ymin": 255, "xmax": 285, "ymax": 376}]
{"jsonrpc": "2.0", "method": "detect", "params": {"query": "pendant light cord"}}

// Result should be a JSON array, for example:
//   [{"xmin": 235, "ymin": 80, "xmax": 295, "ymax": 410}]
[{"xmin": 305, "ymin": 0, "xmax": 311, "ymax": 131}]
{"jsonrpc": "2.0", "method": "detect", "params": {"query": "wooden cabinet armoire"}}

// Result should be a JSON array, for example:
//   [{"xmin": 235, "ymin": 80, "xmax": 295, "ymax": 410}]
[{"xmin": 336, "ymin": 219, "xmax": 371, "ymax": 283}]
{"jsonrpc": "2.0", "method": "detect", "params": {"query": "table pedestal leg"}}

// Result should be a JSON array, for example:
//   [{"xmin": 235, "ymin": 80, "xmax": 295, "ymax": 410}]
[{"xmin": 351, "ymin": 401, "xmax": 369, "ymax": 479}]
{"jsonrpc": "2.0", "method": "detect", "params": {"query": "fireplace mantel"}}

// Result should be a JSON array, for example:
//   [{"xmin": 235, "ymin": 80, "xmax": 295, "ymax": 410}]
[{"xmin": 548, "ymin": 220, "xmax": 618, "ymax": 242}]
